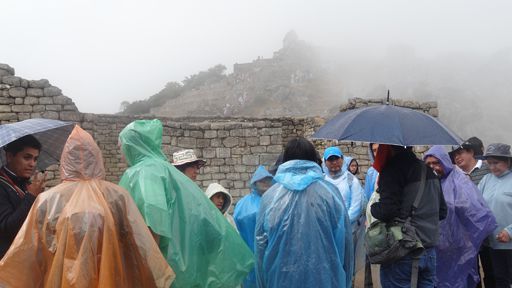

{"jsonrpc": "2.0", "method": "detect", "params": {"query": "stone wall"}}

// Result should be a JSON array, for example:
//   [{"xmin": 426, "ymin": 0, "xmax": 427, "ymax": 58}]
[{"xmin": 0, "ymin": 63, "xmax": 437, "ymax": 204}]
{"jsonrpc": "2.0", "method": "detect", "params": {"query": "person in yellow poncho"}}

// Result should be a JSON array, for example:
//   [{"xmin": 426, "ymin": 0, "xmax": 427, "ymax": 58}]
[{"xmin": 0, "ymin": 126, "xmax": 174, "ymax": 288}]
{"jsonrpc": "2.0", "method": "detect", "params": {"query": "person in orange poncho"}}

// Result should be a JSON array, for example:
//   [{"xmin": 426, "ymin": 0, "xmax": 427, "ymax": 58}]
[{"xmin": 0, "ymin": 126, "xmax": 174, "ymax": 288}]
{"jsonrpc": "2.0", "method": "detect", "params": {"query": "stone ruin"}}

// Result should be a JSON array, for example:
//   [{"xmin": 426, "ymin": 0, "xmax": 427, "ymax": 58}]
[{"xmin": 0, "ymin": 63, "xmax": 438, "ymax": 204}]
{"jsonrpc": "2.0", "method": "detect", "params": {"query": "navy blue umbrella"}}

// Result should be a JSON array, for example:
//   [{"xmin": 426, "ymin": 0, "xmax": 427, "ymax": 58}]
[
  {"xmin": 0, "ymin": 118, "xmax": 75, "ymax": 170},
  {"xmin": 312, "ymin": 104, "xmax": 462, "ymax": 146}
]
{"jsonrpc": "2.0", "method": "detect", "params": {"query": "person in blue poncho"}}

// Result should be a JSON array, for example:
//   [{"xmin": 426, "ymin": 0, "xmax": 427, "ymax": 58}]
[
  {"xmin": 424, "ymin": 146, "xmax": 497, "ymax": 288},
  {"xmin": 478, "ymin": 143, "xmax": 512, "ymax": 287},
  {"xmin": 234, "ymin": 165, "xmax": 274, "ymax": 288},
  {"xmin": 255, "ymin": 137, "xmax": 353, "ymax": 288},
  {"xmin": 364, "ymin": 143, "xmax": 379, "ymax": 201}
]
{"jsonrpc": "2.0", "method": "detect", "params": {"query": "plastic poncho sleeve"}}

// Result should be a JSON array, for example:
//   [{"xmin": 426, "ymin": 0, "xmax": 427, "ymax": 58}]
[{"xmin": 255, "ymin": 160, "xmax": 353, "ymax": 288}]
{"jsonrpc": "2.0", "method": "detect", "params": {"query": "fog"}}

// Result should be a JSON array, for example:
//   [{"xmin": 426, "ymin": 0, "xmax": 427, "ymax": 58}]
[{"xmin": 1, "ymin": 0, "xmax": 511, "ymax": 144}]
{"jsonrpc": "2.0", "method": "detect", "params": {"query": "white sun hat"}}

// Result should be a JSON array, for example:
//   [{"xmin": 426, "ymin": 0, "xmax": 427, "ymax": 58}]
[{"xmin": 172, "ymin": 149, "xmax": 206, "ymax": 166}]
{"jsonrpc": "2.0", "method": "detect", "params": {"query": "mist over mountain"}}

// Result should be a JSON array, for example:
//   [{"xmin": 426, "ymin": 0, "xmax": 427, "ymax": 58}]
[{"xmin": 121, "ymin": 32, "xmax": 511, "ymax": 145}]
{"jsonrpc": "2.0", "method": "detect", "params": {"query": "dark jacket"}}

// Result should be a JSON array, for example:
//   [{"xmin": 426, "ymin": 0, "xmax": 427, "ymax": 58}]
[
  {"xmin": 370, "ymin": 150, "xmax": 447, "ymax": 248},
  {"xmin": 0, "ymin": 167, "xmax": 35, "ymax": 258},
  {"xmin": 469, "ymin": 162, "xmax": 490, "ymax": 186}
]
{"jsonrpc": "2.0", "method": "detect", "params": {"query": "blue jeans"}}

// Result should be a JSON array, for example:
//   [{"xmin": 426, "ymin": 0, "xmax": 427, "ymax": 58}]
[{"xmin": 380, "ymin": 248, "xmax": 436, "ymax": 288}]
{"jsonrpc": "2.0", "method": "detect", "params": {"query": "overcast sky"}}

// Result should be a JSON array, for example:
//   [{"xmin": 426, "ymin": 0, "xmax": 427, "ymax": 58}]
[{"xmin": 1, "ymin": 0, "xmax": 511, "ymax": 115}]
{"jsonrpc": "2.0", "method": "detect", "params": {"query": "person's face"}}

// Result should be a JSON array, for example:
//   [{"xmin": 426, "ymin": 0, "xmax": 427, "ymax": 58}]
[
  {"xmin": 255, "ymin": 178, "xmax": 273, "ymax": 195},
  {"xmin": 210, "ymin": 193, "xmax": 225, "ymax": 210},
  {"xmin": 349, "ymin": 161, "xmax": 358, "ymax": 175},
  {"xmin": 425, "ymin": 156, "xmax": 445, "ymax": 177},
  {"xmin": 453, "ymin": 149, "xmax": 474, "ymax": 170},
  {"xmin": 183, "ymin": 164, "xmax": 200, "ymax": 180},
  {"xmin": 487, "ymin": 157, "xmax": 510, "ymax": 177},
  {"xmin": 325, "ymin": 156, "xmax": 343, "ymax": 174},
  {"xmin": 6, "ymin": 147, "xmax": 40, "ymax": 178},
  {"xmin": 371, "ymin": 144, "xmax": 379, "ymax": 158}
]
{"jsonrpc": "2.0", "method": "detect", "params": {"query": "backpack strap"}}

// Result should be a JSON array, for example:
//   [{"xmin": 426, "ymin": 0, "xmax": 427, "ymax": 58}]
[
  {"xmin": 410, "ymin": 257, "xmax": 420, "ymax": 288},
  {"xmin": 408, "ymin": 165, "xmax": 427, "ymax": 221}
]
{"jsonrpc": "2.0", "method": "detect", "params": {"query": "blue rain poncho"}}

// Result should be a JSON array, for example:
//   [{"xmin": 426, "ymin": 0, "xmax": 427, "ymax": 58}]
[
  {"xmin": 364, "ymin": 144, "xmax": 379, "ymax": 201},
  {"xmin": 255, "ymin": 160, "xmax": 353, "ymax": 288},
  {"xmin": 479, "ymin": 169, "xmax": 512, "ymax": 250},
  {"xmin": 118, "ymin": 119, "xmax": 254, "ymax": 288},
  {"xmin": 424, "ymin": 146, "xmax": 497, "ymax": 288},
  {"xmin": 234, "ymin": 166, "xmax": 274, "ymax": 288}
]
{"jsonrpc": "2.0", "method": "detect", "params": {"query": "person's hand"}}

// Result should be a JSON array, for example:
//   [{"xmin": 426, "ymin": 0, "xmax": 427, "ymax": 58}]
[
  {"xmin": 496, "ymin": 230, "xmax": 511, "ymax": 243},
  {"xmin": 27, "ymin": 171, "xmax": 47, "ymax": 197}
]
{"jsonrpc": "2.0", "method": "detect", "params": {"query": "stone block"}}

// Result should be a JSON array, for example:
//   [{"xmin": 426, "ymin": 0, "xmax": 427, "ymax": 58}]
[
  {"xmin": 39, "ymin": 97, "xmax": 53, "ymax": 104},
  {"xmin": 210, "ymin": 159, "xmax": 225, "ymax": 166},
  {"xmin": 63, "ymin": 104, "xmax": 78, "ymax": 111},
  {"xmin": 12, "ymin": 105, "xmax": 32, "ymax": 112},
  {"xmin": 23, "ymin": 96, "xmax": 39, "ymax": 105},
  {"xmin": 9, "ymin": 87, "xmax": 26, "ymax": 97},
  {"xmin": 226, "ymin": 173, "xmax": 240, "ymax": 180},
  {"xmin": 204, "ymin": 130, "xmax": 217, "ymax": 138},
  {"xmin": 53, "ymin": 95, "xmax": 73, "ymax": 105},
  {"xmin": 177, "ymin": 137, "xmax": 196, "ymax": 148},
  {"xmin": 2, "ymin": 76, "xmax": 21, "ymax": 86},
  {"xmin": 210, "ymin": 138, "xmax": 222, "ymax": 147},
  {"xmin": 222, "ymin": 137, "xmax": 239, "ymax": 148},
  {"xmin": 234, "ymin": 165, "xmax": 246, "ymax": 173},
  {"xmin": 0, "ymin": 113, "xmax": 17, "ymax": 121},
  {"xmin": 27, "ymin": 88, "xmax": 43, "ymax": 97},
  {"xmin": 28, "ymin": 79, "xmax": 50, "ymax": 88},
  {"xmin": 0, "ymin": 97, "xmax": 13, "ymax": 104},
  {"xmin": 266, "ymin": 145, "xmax": 282, "ymax": 153},
  {"xmin": 219, "ymin": 166, "xmax": 231, "ymax": 173},
  {"xmin": 14, "ymin": 98, "xmax": 23, "ymax": 104},
  {"xmin": 232, "ymin": 147, "xmax": 251, "ymax": 155},
  {"xmin": 197, "ymin": 139, "xmax": 211, "ymax": 148},
  {"xmin": 190, "ymin": 130, "xmax": 203, "ymax": 138},
  {"xmin": 230, "ymin": 129, "xmax": 244, "ymax": 137},
  {"xmin": 428, "ymin": 108, "xmax": 439, "ymax": 117},
  {"xmin": 203, "ymin": 148, "xmax": 216, "ymax": 158},
  {"xmin": 245, "ymin": 137, "xmax": 259, "ymax": 146},
  {"xmin": 0, "ymin": 64, "xmax": 15, "ymax": 75},
  {"xmin": 219, "ymin": 180, "xmax": 234, "ymax": 189},
  {"xmin": 234, "ymin": 181, "xmax": 245, "ymax": 189},
  {"xmin": 225, "ymin": 157, "xmax": 241, "ymax": 165},
  {"xmin": 242, "ymin": 155, "xmax": 259, "ymax": 166},
  {"xmin": 260, "ymin": 135, "xmax": 271, "ymax": 145},
  {"xmin": 250, "ymin": 146, "xmax": 266, "ymax": 153},
  {"xmin": 43, "ymin": 86, "xmax": 62, "ymax": 96},
  {"xmin": 216, "ymin": 148, "xmax": 231, "ymax": 158},
  {"xmin": 161, "ymin": 136, "xmax": 171, "ymax": 144},
  {"xmin": 212, "ymin": 173, "xmax": 226, "ymax": 180},
  {"xmin": 217, "ymin": 130, "xmax": 229, "ymax": 138},
  {"xmin": 20, "ymin": 79, "xmax": 28, "ymax": 88},
  {"xmin": 271, "ymin": 135, "xmax": 283, "ymax": 145},
  {"xmin": 46, "ymin": 105, "xmax": 62, "ymax": 111},
  {"xmin": 243, "ymin": 128, "xmax": 258, "ymax": 137},
  {"xmin": 0, "ymin": 105, "xmax": 11, "ymax": 112},
  {"xmin": 18, "ymin": 113, "xmax": 31, "ymax": 121},
  {"xmin": 60, "ymin": 111, "xmax": 82, "ymax": 121}
]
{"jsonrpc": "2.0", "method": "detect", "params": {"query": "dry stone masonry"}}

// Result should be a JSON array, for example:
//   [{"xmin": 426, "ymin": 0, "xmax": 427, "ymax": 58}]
[{"xmin": 0, "ymin": 63, "xmax": 438, "ymax": 204}]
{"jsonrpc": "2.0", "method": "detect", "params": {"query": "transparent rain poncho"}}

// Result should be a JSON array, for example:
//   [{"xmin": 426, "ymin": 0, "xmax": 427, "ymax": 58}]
[
  {"xmin": 233, "ymin": 165, "xmax": 274, "ymax": 288},
  {"xmin": 255, "ymin": 160, "xmax": 354, "ymax": 288},
  {"xmin": 424, "ymin": 146, "xmax": 497, "ymax": 288},
  {"xmin": 0, "ymin": 126, "xmax": 175, "ymax": 288},
  {"xmin": 118, "ymin": 119, "xmax": 254, "ymax": 288}
]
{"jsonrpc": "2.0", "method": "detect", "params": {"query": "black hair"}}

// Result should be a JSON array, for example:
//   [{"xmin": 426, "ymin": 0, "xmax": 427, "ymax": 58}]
[
  {"xmin": 283, "ymin": 137, "xmax": 321, "ymax": 165},
  {"xmin": 486, "ymin": 156, "xmax": 512, "ymax": 168},
  {"xmin": 349, "ymin": 158, "xmax": 359, "ymax": 175},
  {"xmin": 4, "ymin": 135, "xmax": 42, "ymax": 155}
]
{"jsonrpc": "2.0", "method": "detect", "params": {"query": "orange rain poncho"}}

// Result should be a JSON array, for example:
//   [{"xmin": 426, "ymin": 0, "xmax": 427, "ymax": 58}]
[{"xmin": 0, "ymin": 126, "xmax": 175, "ymax": 288}]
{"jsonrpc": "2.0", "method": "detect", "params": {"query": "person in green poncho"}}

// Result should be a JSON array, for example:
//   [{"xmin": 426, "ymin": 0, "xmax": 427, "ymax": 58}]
[{"xmin": 118, "ymin": 119, "xmax": 254, "ymax": 288}]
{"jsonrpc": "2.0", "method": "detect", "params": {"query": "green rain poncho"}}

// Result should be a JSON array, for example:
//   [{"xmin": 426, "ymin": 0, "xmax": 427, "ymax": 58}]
[{"xmin": 118, "ymin": 119, "xmax": 254, "ymax": 288}]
